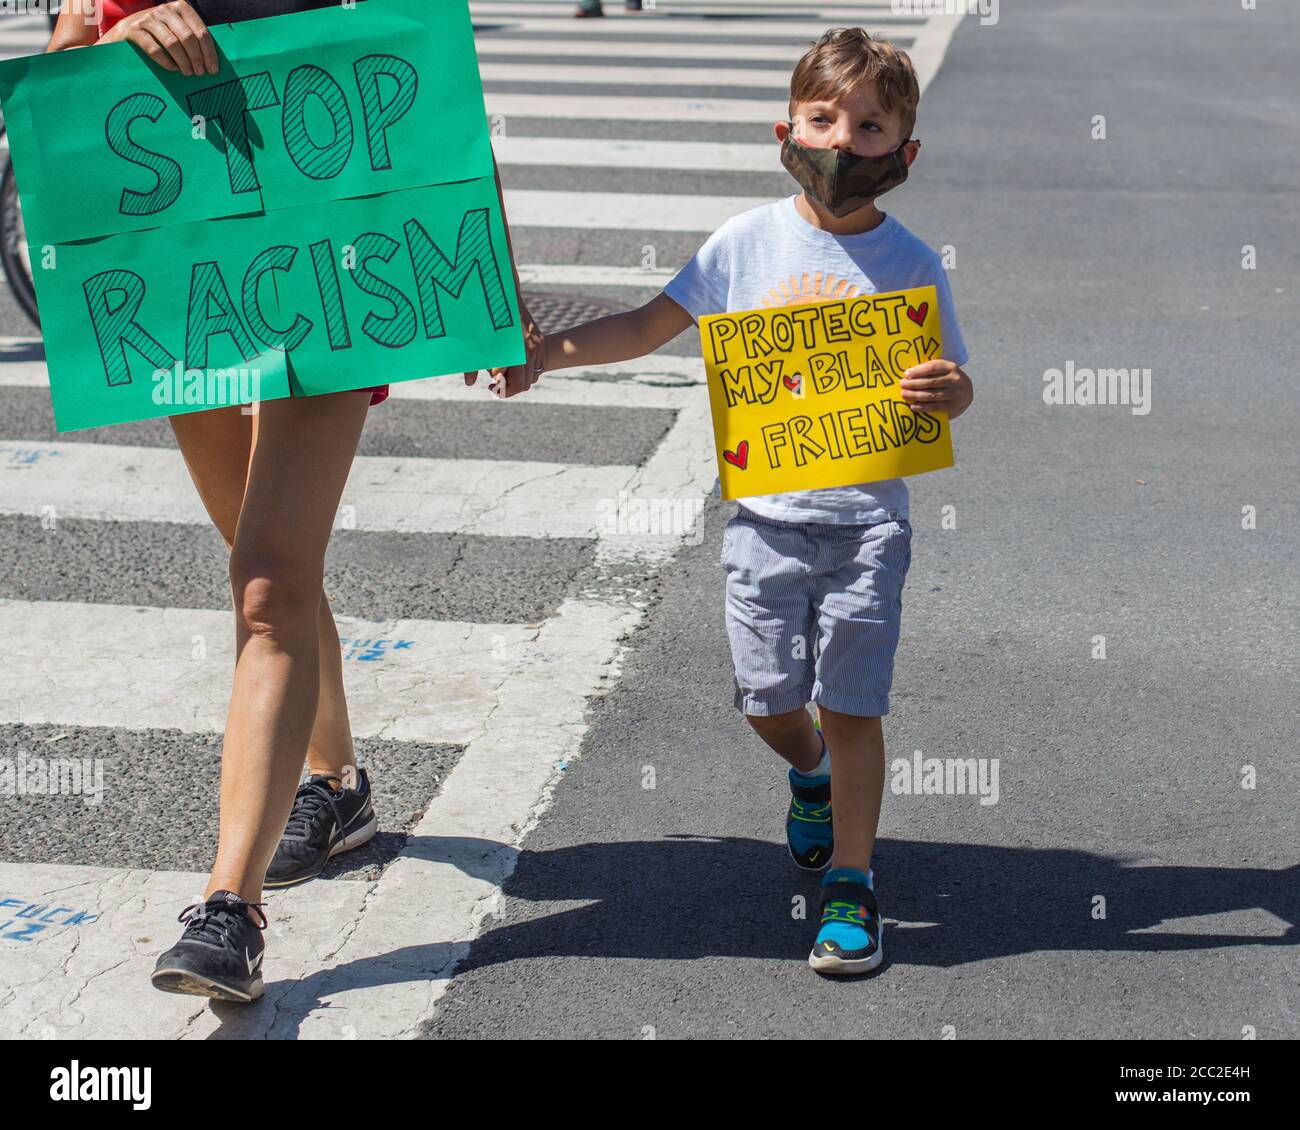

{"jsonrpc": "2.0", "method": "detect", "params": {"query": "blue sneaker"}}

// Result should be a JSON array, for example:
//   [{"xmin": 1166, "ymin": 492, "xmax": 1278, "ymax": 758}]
[
  {"xmin": 808, "ymin": 868, "xmax": 883, "ymax": 975},
  {"xmin": 786, "ymin": 762, "xmax": 832, "ymax": 871}
]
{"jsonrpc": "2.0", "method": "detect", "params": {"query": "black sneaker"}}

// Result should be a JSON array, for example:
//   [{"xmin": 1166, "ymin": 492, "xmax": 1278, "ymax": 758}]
[
  {"xmin": 264, "ymin": 768, "xmax": 377, "ymax": 888},
  {"xmin": 151, "ymin": 891, "xmax": 267, "ymax": 1002}
]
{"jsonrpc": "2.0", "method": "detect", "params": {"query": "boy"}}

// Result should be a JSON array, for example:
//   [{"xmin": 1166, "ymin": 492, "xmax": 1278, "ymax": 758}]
[{"xmin": 533, "ymin": 28, "xmax": 973, "ymax": 974}]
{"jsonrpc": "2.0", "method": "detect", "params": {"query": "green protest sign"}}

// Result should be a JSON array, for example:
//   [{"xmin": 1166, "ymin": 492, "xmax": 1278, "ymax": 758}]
[{"xmin": 0, "ymin": 0, "xmax": 523, "ymax": 431}]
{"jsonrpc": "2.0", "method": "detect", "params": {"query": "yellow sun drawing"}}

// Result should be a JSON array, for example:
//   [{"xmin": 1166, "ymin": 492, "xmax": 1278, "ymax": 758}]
[{"xmin": 761, "ymin": 272, "xmax": 863, "ymax": 308}]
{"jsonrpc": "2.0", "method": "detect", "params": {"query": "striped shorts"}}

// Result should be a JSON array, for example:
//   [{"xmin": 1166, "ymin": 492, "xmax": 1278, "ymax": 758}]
[{"xmin": 720, "ymin": 504, "xmax": 913, "ymax": 718}]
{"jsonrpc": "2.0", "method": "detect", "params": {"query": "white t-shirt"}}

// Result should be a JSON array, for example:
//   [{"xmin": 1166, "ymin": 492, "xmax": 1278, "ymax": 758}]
[{"xmin": 665, "ymin": 195, "xmax": 969, "ymax": 524}]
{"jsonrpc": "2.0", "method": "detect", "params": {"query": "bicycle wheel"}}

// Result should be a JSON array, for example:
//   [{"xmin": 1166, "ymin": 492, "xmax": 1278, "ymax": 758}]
[{"xmin": 1, "ymin": 155, "xmax": 41, "ymax": 329}]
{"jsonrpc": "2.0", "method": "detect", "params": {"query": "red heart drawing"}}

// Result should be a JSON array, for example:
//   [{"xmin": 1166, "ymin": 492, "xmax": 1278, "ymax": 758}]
[
  {"xmin": 906, "ymin": 301, "xmax": 929, "ymax": 327},
  {"xmin": 783, "ymin": 373, "xmax": 802, "ymax": 392},
  {"xmin": 723, "ymin": 440, "xmax": 749, "ymax": 470}
]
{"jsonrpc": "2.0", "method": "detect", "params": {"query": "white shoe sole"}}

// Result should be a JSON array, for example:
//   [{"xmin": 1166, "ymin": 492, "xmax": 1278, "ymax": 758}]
[
  {"xmin": 807, "ymin": 922, "xmax": 884, "ymax": 975},
  {"xmin": 330, "ymin": 811, "xmax": 378, "ymax": 857},
  {"xmin": 151, "ymin": 967, "xmax": 265, "ymax": 1003}
]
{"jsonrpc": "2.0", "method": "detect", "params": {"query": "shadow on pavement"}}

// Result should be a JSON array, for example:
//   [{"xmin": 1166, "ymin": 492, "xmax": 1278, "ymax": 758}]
[{"xmin": 196, "ymin": 834, "xmax": 1297, "ymax": 1037}]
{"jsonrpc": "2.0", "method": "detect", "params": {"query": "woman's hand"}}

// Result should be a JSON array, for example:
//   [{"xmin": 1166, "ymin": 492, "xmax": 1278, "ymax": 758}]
[
  {"xmin": 465, "ymin": 297, "xmax": 545, "ymax": 398},
  {"xmin": 99, "ymin": 1, "xmax": 219, "ymax": 76}
]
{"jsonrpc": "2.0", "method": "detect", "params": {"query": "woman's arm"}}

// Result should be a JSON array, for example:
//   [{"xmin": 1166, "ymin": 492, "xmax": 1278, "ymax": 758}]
[
  {"xmin": 464, "ymin": 150, "xmax": 544, "ymax": 398},
  {"xmin": 542, "ymin": 292, "xmax": 695, "ymax": 373},
  {"xmin": 49, "ymin": 1, "xmax": 218, "ymax": 76},
  {"xmin": 46, "ymin": 5, "xmax": 98, "ymax": 50}
]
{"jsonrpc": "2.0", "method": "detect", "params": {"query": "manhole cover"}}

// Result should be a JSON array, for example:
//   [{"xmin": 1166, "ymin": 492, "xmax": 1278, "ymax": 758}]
[{"xmin": 522, "ymin": 291, "xmax": 630, "ymax": 333}]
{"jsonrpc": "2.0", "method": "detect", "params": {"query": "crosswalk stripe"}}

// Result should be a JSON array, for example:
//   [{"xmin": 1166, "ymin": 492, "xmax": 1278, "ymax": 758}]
[
  {"xmin": 392, "ymin": 358, "xmax": 708, "ymax": 395},
  {"xmin": 0, "ymin": 597, "xmax": 540, "ymax": 747},
  {"xmin": 476, "ymin": 16, "xmax": 920, "ymax": 37},
  {"xmin": 472, "ymin": 36, "xmax": 883, "ymax": 59},
  {"xmin": 470, "ymin": 2, "xmax": 901, "ymax": 16},
  {"xmin": 504, "ymin": 187, "xmax": 771, "ymax": 230},
  {"xmin": 480, "ymin": 61, "xmax": 791, "ymax": 88},
  {"xmin": 0, "ymin": 31, "xmax": 45, "ymax": 56},
  {"xmin": 474, "ymin": 0, "xmax": 904, "ymax": 6},
  {"xmin": 485, "ymin": 91, "xmax": 784, "ymax": 121},
  {"xmin": 517, "ymin": 260, "xmax": 674, "ymax": 286},
  {"xmin": 0, "ymin": 441, "xmax": 636, "ymax": 539},
  {"xmin": 471, "ymin": 1, "xmax": 905, "ymax": 11},
  {"xmin": 0, "ymin": 338, "xmax": 706, "ymax": 396},
  {"xmin": 496, "ymin": 135, "xmax": 776, "ymax": 171}
]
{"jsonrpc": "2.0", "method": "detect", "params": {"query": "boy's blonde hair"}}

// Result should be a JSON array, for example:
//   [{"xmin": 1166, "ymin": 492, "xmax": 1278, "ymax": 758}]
[{"xmin": 789, "ymin": 28, "xmax": 921, "ymax": 139}]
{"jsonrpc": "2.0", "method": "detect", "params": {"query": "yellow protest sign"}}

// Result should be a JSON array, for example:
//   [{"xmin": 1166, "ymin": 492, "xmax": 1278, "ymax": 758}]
[{"xmin": 700, "ymin": 287, "xmax": 954, "ymax": 500}]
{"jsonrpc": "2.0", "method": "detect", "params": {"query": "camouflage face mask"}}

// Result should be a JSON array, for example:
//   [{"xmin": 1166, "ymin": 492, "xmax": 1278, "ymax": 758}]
[{"xmin": 780, "ymin": 127, "xmax": 915, "ymax": 217}]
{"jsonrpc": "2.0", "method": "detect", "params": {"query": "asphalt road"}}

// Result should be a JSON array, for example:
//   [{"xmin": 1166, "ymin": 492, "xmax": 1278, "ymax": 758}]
[{"xmin": 423, "ymin": 0, "xmax": 1300, "ymax": 1039}]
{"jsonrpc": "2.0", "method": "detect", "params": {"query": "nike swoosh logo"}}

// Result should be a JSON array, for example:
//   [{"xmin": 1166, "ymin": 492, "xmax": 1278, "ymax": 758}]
[{"xmin": 245, "ymin": 949, "xmax": 263, "ymax": 976}]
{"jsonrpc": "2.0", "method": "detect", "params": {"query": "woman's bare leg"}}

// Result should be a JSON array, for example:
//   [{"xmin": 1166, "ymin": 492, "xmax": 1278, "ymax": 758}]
[
  {"xmin": 169, "ymin": 406, "xmax": 358, "ymax": 787},
  {"xmin": 307, "ymin": 597, "xmax": 357, "ymax": 783},
  {"xmin": 202, "ymin": 391, "xmax": 370, "ymax": 902}
]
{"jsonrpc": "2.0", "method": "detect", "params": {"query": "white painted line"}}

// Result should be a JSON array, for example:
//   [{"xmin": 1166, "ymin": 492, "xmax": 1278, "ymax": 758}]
[
  {"xmin": 472, "ymin": 36, "xmax": 835, "ymax": 60},
  {"xmin": 0, "ymin": 342, "xmax": 707, "ymax": 401},
  {"xmin": 905, "ymin": 11, "xmax": 967, "ymax": 95},
  {"xmin": 0, "ymin": 31, "xmax": 47, "ymax": 56},
  {"xmin": 505, "ymin": 187, "xmax": 772, "ymax": 230},
  {"xmin": 496, "ymin": 136, "xmax": 776, "ymax": 172},
  {"xmin": 600, "ymin": 0, "xmax": 899, "ymax": 5},
  {"xmin": 0, "ymin": 598, "xmax": 544, "ymax": 746},
  {"xmin": 0, "ymin": 441, "xmax": 635, "ymax": 538},
  {"xmin": 517, "ymin": 260, "xmax": 673, "ymax": 286},
  {"xmin": 592, "ymin": 382, "xmax": 716, "ymax": 568},
  {"xmin": 472, "ymin": 1, "xmax": 901, "ymax": 12},
  {"xmin": 481, "ymin": 60, "xmax": 791, "ymax": 88},
  {"xmin": 0, "ymin": 360, "xmax": 45, "ymax": 388},
  {"xmin": 476, "ymin": 16, "xmax": 918, "ymax": 37},
  {"xmin": 487, "ymin": 91, "xmax": 784, "ymax": 122},
  {"xmin": 473, "ymin": 0, "xmax": 900, "ymax": 6},
  {"xmin": 393, "ymin": 362, "xmax": 709, "ymax": 403},
  {"xmin": 0, "ymin": 862, "xmax": 376, "ymax": 1039}
]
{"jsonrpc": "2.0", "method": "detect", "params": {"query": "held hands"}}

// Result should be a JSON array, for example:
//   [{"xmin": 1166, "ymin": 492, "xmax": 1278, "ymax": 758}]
[
  {"xmin": 101, "ymin": 1, "xmax": 220, "ymax": 76},
  {"xmin": 464, "ymin": 298, "xmax": 545, "ymax": 399},
  {"xmin": 900, "ymin": 359, "xmax": 973, "ymax": 420}
]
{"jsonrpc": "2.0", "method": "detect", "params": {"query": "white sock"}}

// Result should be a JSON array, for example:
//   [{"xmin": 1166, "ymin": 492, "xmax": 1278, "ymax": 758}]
[{"xmin": 804, "ymin": 740, "xmax": 831, "ymax": 778}]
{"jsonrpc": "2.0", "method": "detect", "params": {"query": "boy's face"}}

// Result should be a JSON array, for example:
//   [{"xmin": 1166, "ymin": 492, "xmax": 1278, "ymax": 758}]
[{"xmin": 774, "ymin": 82, "xmax": 919, "ymax": 167}]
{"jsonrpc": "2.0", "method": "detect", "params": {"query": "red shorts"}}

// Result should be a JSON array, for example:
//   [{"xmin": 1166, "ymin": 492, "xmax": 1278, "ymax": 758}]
[
  {"xmin": 364, "ymin": 385, "xmax": 390, "ymax": 406},
  {"xmin": 99, "ymin": 0, "xmax": 154, "ymax": 36}
]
